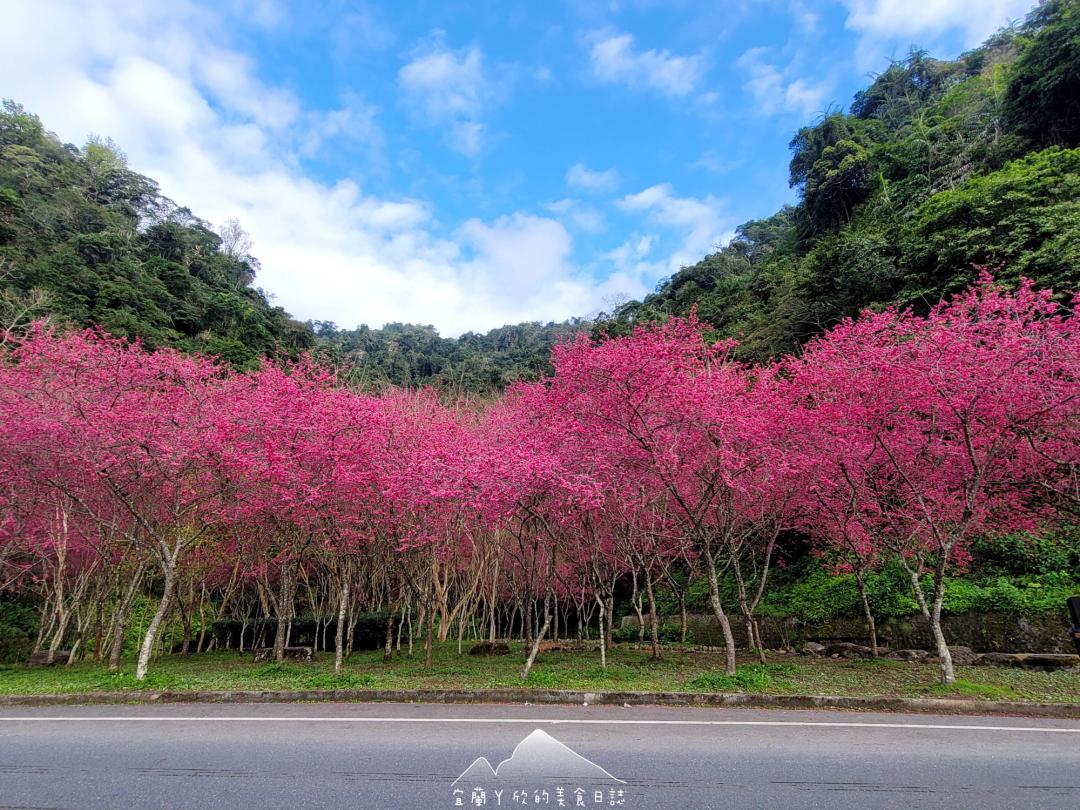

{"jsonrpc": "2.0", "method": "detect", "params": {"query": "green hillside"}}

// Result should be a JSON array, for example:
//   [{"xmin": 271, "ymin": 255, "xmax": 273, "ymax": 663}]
[
  {"xmin": 0, "ymin": 99, "xmax": 582, "ymax": 386},
  {"xmin": 308, "ymin": 318, "xmax": 588, "ymax": 392},
  {"xmin": 600, "ymin": 0, "xmax": 1080, "ymax": 359},
  {"xmin": 0, "ymin": 102, "xmax": 314, "ymax": 367}
]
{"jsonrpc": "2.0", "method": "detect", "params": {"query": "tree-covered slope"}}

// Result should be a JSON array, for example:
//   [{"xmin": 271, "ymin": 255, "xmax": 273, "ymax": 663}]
[
  {"xmin": 0, "ymin": 101, "xmax": 582, "ymax": 386},
  {"xmin": 602, "ymin": 0, "xmax": 1080, "ymax": 360},
  {"xmin": 0, "ymin": 101, "xmax": 314, "ymax": 367},
  {"xmin": 308, "ymin": 318, "xmax": 588, "ymax": 392}
]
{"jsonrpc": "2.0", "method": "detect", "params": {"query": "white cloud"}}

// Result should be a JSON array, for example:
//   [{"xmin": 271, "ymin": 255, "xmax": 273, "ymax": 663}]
[
  {"xmin": 544, "ymin": 199, "xmax": 605, "ymax": 233},
  {"xmin": 398, "ymin": 39, "xmax": 506, "ymax": 156},
  {"xmin": 332, "ymin": 5, "xmax": 396, "ymax": 58},
  {"xmin": 565, "ymin": 162, "xmax": 620, "ymax": 193},
  {"xmin": 789, "ymin": 0, "xmax": 821, "ymax": 31},
  {"xmin": 606, "ymin": 234, "xmax": 656, "ymax": 269},
  {"xmin": 196, "ymin": 45, "xmax": 299, "ymax": 130},
  {"xmin": 587, "ymin": 30, "xmax": 707, "ymax": 97},
  {"xmin": 399, "ymin": 43, "xmax": 489, "ymax": 119},
  {"xmin": 0, "ymin": 0, "xmax": 633, "ymax": 335},
  {"xmin": 298, "ymin": 92, "xmax": 383, "ymax": 162},
  {"xmin": 447, "ymin": 121, "xmax": 486, "ymax": 158},
  {"xmin": 737, "ymin": 47, "xmax": 831, "ymax": 117},
  {"xmin": 617, "ymin": 184, "xmax": 734, "ymax": 274},
  {"xmin": 841, "ymin": 0, "xmax": 1036, "ymax": 46},
  {"xmin": 690, "ymin": 149, "xmax": 744, "ymax": 174}
]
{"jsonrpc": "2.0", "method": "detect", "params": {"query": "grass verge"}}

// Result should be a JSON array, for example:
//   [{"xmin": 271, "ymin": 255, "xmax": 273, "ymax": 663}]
[{"xmin": 0, "ymin": 642, "xmax": 1077, "ymax": 703}]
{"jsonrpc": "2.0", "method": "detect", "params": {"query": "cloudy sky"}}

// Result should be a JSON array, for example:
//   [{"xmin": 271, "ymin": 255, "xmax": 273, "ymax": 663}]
[{"xmin": 1, "ymin": 0, "xmax": 1038, "ymax": 335}]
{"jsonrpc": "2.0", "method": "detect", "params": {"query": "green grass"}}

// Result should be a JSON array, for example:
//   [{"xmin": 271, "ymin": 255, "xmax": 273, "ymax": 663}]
[
  {"xmin": 688, "ymin": 663, "xmax": 796, "ymax": 692},
  {"xmin": 0, "ymin": 642, "xmax": 1077, "ymax": 703},
  {"xmin": 928, "ymin": 679, "xmax": 1020, "ymax": 701}
]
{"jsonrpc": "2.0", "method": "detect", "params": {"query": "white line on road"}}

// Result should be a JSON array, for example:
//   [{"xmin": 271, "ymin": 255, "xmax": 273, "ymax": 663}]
[{"xmin": 0, "ymin": 716, "xmax": 1078, "ymax": 733}]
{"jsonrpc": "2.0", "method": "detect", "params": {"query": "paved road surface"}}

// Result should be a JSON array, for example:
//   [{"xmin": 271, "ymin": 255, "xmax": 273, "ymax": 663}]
[{"xmin": 1, "ymin": 702, "xmax": 1078, "ymax": 809}]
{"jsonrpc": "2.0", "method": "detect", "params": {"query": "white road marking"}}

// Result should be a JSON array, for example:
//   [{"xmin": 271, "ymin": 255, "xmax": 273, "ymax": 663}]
[{"xmin": 0, "ymin": 716, "xmax": 1077, "ymax": 733}]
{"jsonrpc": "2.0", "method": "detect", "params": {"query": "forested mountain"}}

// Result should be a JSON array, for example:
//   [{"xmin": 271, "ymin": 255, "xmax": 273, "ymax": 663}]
[
  {"xmin": 307, "ymin": 318, "xmax": 589, "ymax": 392},
  {"xmin": 0, "ymin": 100, "xmax": 583, "ymax": 386},
  {"xmin": 0, "ymin": 102, "xmax": 314, "ymax": 368},
  {"xmin": 2, "ymin": 0, "xmax": 1077, "ymax": 382},
  {"xmin": 600, "ymin": 0, "xmax": 1080, "ymax": 360}
]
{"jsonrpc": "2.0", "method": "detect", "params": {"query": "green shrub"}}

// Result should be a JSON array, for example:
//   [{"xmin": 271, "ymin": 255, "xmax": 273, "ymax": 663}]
[
  {"xmin": 967, "ymin": 528, "xmax": 1080, "ymax": 579},
  {"xmin": 659, "ymin": 622, "xmax": 686, "ymax": 643},
  {"xmin": 0, "ymin": 600, "xmax": 38, "ymax": 664},
  {"xmin": 612, "ymin": 621, "xmax": 687, "ymax": 643}
]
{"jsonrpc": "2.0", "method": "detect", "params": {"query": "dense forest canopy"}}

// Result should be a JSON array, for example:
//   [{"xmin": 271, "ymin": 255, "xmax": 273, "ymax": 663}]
[
  {"xmin": 307, "ymin": 319, "xmax": 589, "ymax": 392},
  {"xmin": 2, "ymin": 0, "xmax": 1079, "ymax": 380}
]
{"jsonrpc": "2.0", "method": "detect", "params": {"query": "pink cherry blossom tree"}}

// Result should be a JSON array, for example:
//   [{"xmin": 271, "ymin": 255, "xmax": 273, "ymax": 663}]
[{"xmin": 786, "ymin": 276, "xmax": 1080, "ymax": 682}]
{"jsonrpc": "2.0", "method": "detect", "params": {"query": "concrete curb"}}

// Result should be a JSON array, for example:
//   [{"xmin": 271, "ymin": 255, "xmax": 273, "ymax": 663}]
[{"xmin": 1, "ymin": 688, "xmax": 1079, "ymax": 718}]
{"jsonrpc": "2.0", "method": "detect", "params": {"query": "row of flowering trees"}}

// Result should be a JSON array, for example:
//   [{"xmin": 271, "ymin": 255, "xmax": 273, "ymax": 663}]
[{"xmin": 0, "ymin": 276, "xmax": 1077, "ymax": 683}]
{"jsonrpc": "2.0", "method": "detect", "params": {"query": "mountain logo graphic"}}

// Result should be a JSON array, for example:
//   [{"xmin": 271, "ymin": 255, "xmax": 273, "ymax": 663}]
[{"xmin": 452, "ymin": 729, "xmax": 625, "ymax": 786}]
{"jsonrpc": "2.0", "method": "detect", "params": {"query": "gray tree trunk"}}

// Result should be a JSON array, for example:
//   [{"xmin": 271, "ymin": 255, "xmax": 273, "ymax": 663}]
[
  {"xmin": 334, "ymin": 577, "xmax": 349, "ymax": 675},
  {"xmin": 520, "ymin": 592, "xmax": 552, "ymax": 680},
  {"xmin": 703, "ymin": 541, "xmax": 737, "ymax": 676},
  {"xmin": 644, "ymin": 571, "xmax": 661, "ymax": 660},
  {"xmin": 135, "ymin": 556, "xmax": 177, "ymax": 681}
]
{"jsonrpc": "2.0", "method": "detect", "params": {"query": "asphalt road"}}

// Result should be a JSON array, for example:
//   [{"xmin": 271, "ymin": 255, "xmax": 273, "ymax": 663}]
[{"xmin": 1, "ymin": 702, "xmax": 1078, "ymax": 809}]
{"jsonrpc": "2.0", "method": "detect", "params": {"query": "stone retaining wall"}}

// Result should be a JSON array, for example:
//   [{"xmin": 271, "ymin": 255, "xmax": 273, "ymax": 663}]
[{"xmin": 622, "ymin": 610, "xmax": 1073, "ymax": 653}]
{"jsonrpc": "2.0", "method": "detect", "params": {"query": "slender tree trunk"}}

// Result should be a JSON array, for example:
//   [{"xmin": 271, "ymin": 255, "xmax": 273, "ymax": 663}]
[
  {"xmin": 273, "ymin": 559, "xmax": 295, "ymax": 664},
  {"xmin": 853, "ymin": 569, "xmax": 878, "ymax": 657},
  {"xmin": 406, "ymin": 609, "xmax": 414, "ymax": 660},
  {"xmin": 604, "ymin": 593, "xmax": 614, "ymax": 651},
  {"xmin": 333, "ymin": 577, "xmax": 349, "ymax": 675},
  {"xmin": 678, "ymin": 591, "xmax": 688, "ymax": 643},
  {"xmin": 930, "ymin": 555, "xmax": 954, "ymax": 684},
  {"xmin": 33, "ymin": 600, "xmax": 52, "ymax": 654},
  {"xmin": 457, "ymin": 607, "xmax": 467, "ymax": 655},
  {"xmin": 108, "ymin": 611, "xmax": 127, "ymax": 671},
  {"xmin": 384, "ymin": 608, "xmax": 395, "ymax": 662},
  {"xmin": 595, "ymin": 593, "xmax": 607, "ymax": 671},
  {"xmin": 180, "ymin": 612, "xmax": 192, "ymax": 656},
  {"xmin": 179, "ymin": 577, "xmax": 195, "ymax": 656},
  {"xmin": 66, "ymin": 637, "xmax": 81, "ymax": 668},
  {"xmin": 425, "ymin": 600, "xmax": 434, "ymax": 671},
  {"xmin": 752, "ymin": 621, "xmax": 766, "ymax": 664},
  {"xmin": 521, "ymin": 591, "xmax": 552, "ymax": 680},
  {"xmin": 644, "ymin": 570, "xmax": 661, "ymax": 660},
  {"xmin": 345, "ymin": 599, "xmax": 358, "ymax": 657},
  {"xmin": 631, "ymin": 570, "xmax": 645, "ymax": 643},
  {"xmin": 46, "ymin": 610, "xmax": 71, "ymax": 665},
  {"xmin": 703, "ymin": 541, "xmax": 737, "ymax": 676},
  {"xmin": 195, "ymin": 585, "xmax": 209, "ymax": 654},
  {"xmin": 136, "ymin": 555, "xmax": 178, "ymax": 681},
  {"xmin": 93, "ymin": 601, "xmax": 104, "ymax": 662}
]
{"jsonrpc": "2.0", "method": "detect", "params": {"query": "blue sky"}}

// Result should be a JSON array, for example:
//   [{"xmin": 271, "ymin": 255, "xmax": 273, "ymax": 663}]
[{"xmin": 2, "ymin": 0, "xmax": 1038, "ymax": 335}]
